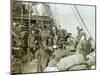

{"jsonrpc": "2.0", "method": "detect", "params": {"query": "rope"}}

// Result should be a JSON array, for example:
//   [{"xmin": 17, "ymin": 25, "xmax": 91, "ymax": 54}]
[
  {"xmin": 73, "ymin": 5, "xmax": 95, "ymax": 43},
  {"xmin": 71, "ymin": 5, "xmax": 83, "ymax": 28},
  {"xmin": 43, "ymin": 4, "xmax": 58, "ymax": 27},
  {"xmin": 51, "ymin": 4, "xmax": 59, "ymax": 27},
  {"xmin": 55, "ymin": 4, "xmax": 61, "ymax": 29}
]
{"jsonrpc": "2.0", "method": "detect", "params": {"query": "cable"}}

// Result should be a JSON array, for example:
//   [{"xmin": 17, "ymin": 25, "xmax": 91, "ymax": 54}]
[
  {"xmin": 71, "ymin": 5, "xmax": 83, "ymax": 28},
  {"xmin": 73, "ymin": 5, "xmax": 95, "ymax": 43}
]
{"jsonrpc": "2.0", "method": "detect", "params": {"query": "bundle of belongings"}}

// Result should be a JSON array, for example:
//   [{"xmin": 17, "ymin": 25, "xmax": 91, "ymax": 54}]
[
  {"xmin": 44, "ymin": 54, "xmax": 89, "ymax": 72},
  {"xmin": 86, "ymin": 51, "xmax": 95, "ymax": 69},
  {"xmin": 56, "ymin": 54, "xmax": 88, "ymax": 71}
]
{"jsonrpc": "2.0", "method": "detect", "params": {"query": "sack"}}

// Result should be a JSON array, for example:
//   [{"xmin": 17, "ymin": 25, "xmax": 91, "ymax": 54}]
[
  {"xmin": 86, "ymin": 51, "xmax": 95, "ymax": 66},
  {"xmin": 57, "ymin": 54, "xmax": 85, "ymax": 71},
  {"xmin": 68, "ymin": 64, "xmax": 88, "ymax": 70},
  {"xmin": 44, "ymin": 67, "xmax": 58, "ymax": 72}
]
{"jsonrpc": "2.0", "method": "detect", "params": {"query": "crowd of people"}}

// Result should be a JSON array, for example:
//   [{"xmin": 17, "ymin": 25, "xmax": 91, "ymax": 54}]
[{"xmin": 11, "ymin": 18, "xmax": 95, "ymax": 73}]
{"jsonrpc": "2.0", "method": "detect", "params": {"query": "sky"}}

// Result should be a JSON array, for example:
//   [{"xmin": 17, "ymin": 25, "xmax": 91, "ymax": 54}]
[{"xmin": 33, "ymin": 3, "xmax": 95, "ymax": 41}]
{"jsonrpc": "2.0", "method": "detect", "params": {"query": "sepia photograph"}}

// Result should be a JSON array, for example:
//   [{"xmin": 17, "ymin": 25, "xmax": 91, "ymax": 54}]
[{"xmin": 11, "ymin": 0, "xmax": 96, "ymax": 74}]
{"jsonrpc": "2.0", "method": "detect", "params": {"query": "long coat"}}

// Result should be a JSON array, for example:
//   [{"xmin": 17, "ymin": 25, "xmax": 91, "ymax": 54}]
[
  {"xmin": 28, "ymin": 34, "xmax": 36, "ymax": 48},
  {"xmin": 21, "ymin": 31, "xmax": 29, "ymax": 47},
  {"xmin": 35, "ymin": 46, "xmax": 51, "ymax": 72}
]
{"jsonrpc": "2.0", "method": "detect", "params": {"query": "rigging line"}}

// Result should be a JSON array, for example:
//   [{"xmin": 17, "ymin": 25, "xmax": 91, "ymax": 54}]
[
  {"xmin": 41, "ymin": 3, "xmax": 45, "ymax": 16},
  {"xmin": 34, "ymin": 5, "xmax": 39, "ymax": 15},
  {"xmin": 21, "ymin": 5, "xmax": 23, "ymax": 23},
  {"xmin": 54, "ymin": 4, "xmax": 61, "ymax": 28},
  {"xmin": 51, "ymin": 4, "xmax": 58, "ymax": 27},
  {"xmin": 49, "ymin": 7, "xmax": 55, "ymax": 23},
  {"xmin": 49, "ymin": 4, "xmax": 58, "ymax": 26},
  {"xmin": 42, "ymin": 4, "xmax": 57, "ymax": 27},
  {"xmin": 46, "ymin": 4, "xmax": 54, "ymax": 17},
  {"xmin": 71, "ymin": 5, "xmax": 83, "ymax": 28},
  {"xmin": 28, "ymin": 3, "xmax": 31, "ymax": 33},
  {"xmin": 44, "ymin": 4, "xmax": 50, "ymax": 16},
  {"xmin": 73, "ymin": 5, "xmax": 95, "ymax": 42},
  {"xmin": 44, "ymin": 3, "xmax": 51, "ymax": 17},
  {"xmin": 55, "ymin": 4, "xmax": 61, "ymax": 28},
  {"xmin": 45, "ymin": 4, "xmax": 58, "ymax": 27},
  {"xmin": 45, "ymin": 4, "xmax": 52, "ymax": 17}
]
